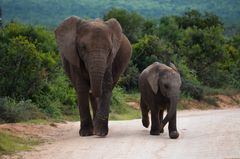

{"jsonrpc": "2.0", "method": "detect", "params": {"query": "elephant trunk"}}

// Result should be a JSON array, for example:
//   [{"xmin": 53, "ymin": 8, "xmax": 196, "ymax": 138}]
[
  {"xmin": 88, "ymin": 52, "xmax": 107, "ymax": 97},
  {"xmin": 161, "ymin": 96, "xmax": 178, "ymax": 129}
]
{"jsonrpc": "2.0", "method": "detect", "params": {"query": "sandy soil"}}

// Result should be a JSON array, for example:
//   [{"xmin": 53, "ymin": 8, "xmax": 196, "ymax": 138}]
[{"xmin": 2, "ymin": 108, "xmax": 240, "ymax": 159}]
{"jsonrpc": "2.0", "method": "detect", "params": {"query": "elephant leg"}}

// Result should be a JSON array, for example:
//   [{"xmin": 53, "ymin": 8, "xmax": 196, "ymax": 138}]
[
  {"xmin": 159, "ymin": 109, "xmax": 164, "ymax": 133},
  {"xmin": 140, "ymin": 97, "xmax": 149, "ymax": 128},
  {"xmin": 93, "ymin": 68, "xmax": 112, "ymax": 136},
  {"xmin": 150, "ymin": 108, "xmax": 160, "ymax": 135},
  {"xmin": 168, "ymin": 112, "xmax": 179, "ymax": 139},
  {"xmin": 77, "ymin": 91, "xmax": 93, "ymax": 136},
  {"xmin": 89, "ymin": 92, "xmax": 98, "ymax": 118},
  {"xmin": 62, "ymin": 58, "xmax": 93, "ymax": 136}
]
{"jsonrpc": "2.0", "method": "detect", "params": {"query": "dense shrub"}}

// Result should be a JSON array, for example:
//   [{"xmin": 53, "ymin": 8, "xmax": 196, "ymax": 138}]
[
  {"xmin": 0, "ymin": 97, "xmax": 45, "ymax": 123},
  {"xmin": 181, "ymin": 80, "xmax": 204, "ymax": 100},
  {"xmin": 0, "ymin": 23, "xmax": 58, "ymax": 100},
  {"xmin": 118, "ymin": 61, "xmax": 139, "ymax": 91},
  {"xmin": 110, "ymin": 87, "xmax": 127, "ymax": 113},
  {"xmin": 0, "ymin": 9, "xmax": 240, "ymax": 123},
  {"xmin": 0, "ymin": 22, "xmax": 76, "ymax": 119},
  {"xmin": 103, "ymin": 8, "xmax": 145, "ymax": 43},
  {"xmin": 33, "ymin": 69, "xmax": 77, "ymax": 117},
  {"xmin": 132, "ymin": 35, "xmax": 161, "ymax": 72},
  {"xmin": 172, "ymin": 57, "xmax": 204, "ymax": 100}
]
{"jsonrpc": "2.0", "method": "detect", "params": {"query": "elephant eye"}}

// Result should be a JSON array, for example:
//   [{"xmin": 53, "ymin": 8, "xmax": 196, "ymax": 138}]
[
  {"xmin": 79, "ymin": 43, "xmax": 87, "ymax": 50},
  {"xmin": 164, "ymin": 84, "xmax": 169, "ymax": 89}
]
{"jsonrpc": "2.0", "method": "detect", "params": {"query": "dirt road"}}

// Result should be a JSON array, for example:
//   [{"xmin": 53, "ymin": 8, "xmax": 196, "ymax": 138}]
[{"xmin": 18, "ymin": 109, "xmax": 240, "ymax": 159}]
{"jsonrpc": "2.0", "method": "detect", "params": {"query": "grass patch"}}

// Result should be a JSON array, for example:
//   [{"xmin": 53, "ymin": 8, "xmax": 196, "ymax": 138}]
[
  {"xmin": 123, "ymin": 92, "xmax": 140, "ymax": 102},
  {"xmin": 23, "ymin": 119, "xmax": 51, "ymax": 124},
  {"xmin": 110, "ymin": 105, "xmax": 141, "ymax": 120},
  {"xmin": 23, "ymin": 117, "xmax": 69, "ymax": 124},
  {"xmin": 63, "ymin": 114, "xmax": 80, "ymax": 121},
  {"xmin": 110, "ymin": 87, "xmax": 141, "ymax": 120},
  {"xmin": 0, "ymin": 131, "xmax": 42, "ymax": 156}
]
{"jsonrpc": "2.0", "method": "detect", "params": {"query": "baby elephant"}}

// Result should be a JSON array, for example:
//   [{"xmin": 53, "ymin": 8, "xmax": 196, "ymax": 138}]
[{"xmin": 139, "ymin": 62, "xmax": 181, "ymax": 139}]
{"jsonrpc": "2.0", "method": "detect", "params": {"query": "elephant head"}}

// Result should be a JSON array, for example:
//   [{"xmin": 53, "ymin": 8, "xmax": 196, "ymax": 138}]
[
  {"xmin": 55, "ymin": 16, "xmax": 122, "ymax": 97},
  {"xmin": 147, "ymin": 62, "xmax": 182, "ymax": 129}
]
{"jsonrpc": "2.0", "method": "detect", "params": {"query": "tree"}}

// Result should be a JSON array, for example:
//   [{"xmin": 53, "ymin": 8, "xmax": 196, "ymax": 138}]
[
  {"xmin": 0, "ymin": 36, "xmax": 48, "ymax": 99},
  {"xmin": 176, "ymin": 9, "xmax": 223, "ymax": 29},
  {"xmin": 142, "ymin": 19, "xmax": 158, "ymax": 36},
  {"xmin": 0, "ymin": 6, "xmax": 2, "ymax": 28},
  {"xmin": 0, "ymin": 22, "xmax": 78, "ymax": 118},
  {"xmin": 157, "ymin": 16, "xmax": 181, "ymax": 44},
  {"xmin": 222, "ymin": 34, "xmax": 240, "ymax": 88},
  {"xmin": 178, "ymin": 26, "xmax": 226, "ymax": 87},
  {"xmin": 132, "ymin": 35, "xmax": 175, "ymax": 72},
  {"xmin": 118, "ymin": 61, "xmax": 139, "ymax": 91},
  {"xmin": 103, "ymin": 8, "xmax": 145, "ymax": 43}
]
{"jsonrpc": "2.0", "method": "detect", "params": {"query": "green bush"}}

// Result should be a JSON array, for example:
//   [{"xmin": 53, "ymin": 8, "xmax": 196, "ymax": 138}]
[
  {"xmin": 181, "ymin": 80, "xmax": 204, "ymax": 100},
  {"xmin": 33, "ymin": 94, "xmax": 62, "ymax": 118},
  {"xmin": 0, "ymin": 22, "xmax": 58, "ymax": 100},
  {"xmin": 103, "ymin": 8, "xmax": 145, "ymax": 43},
  {"xmin": 110, "ymin": 87, "xmax": 127, "ymax": 114},
  {"xmin": 110, "ymin": 87, "xmax": 141, "ymax": 120},
  {"xmin": 178, "ymin": 26, "xmax": 226, "ymax": 87},
  {"xmin": 33, "ymin": 69, "xmax": 77, "ymax": 117},
  {"xmin": 132, "ymin": 35, "xmax": 162, "ymax": 72},
  {"xmin": 172, "ymin": 57, "xmax": 203, "ymax": 100},
  {"xmin": 203, "ymin": 96, "xmax": 218, "ymax": 107},
  {"xmin": 118, "ymin": 61, "xmax": 139, "ymax": 91},
  {"xmin": 0, "ymin": 97, "xmax": 45, "ymax": 123},
  {"xmin": 223, "ymin": 34, "xmax": 240, "ymax": 88},
  {"xmin": 0, "ymin": 11, "xmax": 240, "ymax": 123},
  {"xmin": 0, "ymin": 22, "xmax": 77, "ymax": 120}
]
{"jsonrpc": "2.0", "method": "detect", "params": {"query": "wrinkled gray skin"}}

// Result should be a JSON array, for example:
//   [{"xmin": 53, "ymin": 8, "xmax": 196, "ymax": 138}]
[
  {"xmin": 55, "ymin": 16, "xmax": 132, "ymax": 137},
  {"xmin": 139, "ymin": 62, "xmax": 181, "ymax": 139}
]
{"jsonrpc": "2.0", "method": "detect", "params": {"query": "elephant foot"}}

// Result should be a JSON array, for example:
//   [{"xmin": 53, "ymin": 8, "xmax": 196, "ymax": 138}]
[
  {"xmin": 79, "ymin": 124, "xmax": 93, "ymax": 136},
  {"xmin": 150, "ymin": 127, "xmax": 160, "ymax": 135},
  {"xmin": 142, "ymin": 117, "xmax": 149, "ymax": 128},
  {"xmin": 160, "ymin": 128, "xmax": 164, "ymax": 133},
  {"xmin": 169, "ymin": 130, "xmax": 179, "ymax": 139},
  {"xmin": 93, "ymin": 114, "xmax": 109, "ymax": 137}
]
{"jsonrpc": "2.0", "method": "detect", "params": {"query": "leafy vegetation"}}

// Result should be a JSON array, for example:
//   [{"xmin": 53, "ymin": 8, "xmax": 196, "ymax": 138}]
[
  {"xmin": 110, "ymin": 8, "xmax": 240, "ymax": 98},
  {"xmin": 110, "ymin": 87, "xmax": 140, "ymax": 120},
  {"xmin": 0, "ymin": 8, "xmax": 240, "ymax": 123},
  {"xmin": 104, "ymin": 8, "xmax": 145, "ymax": 43},
  {"xmin": 0, "ymin": 22, "xmax": 77, "ymax": 121},
  {"xmin": 0, "ymin": 97, "xmax": 45, "ymax": 123}
]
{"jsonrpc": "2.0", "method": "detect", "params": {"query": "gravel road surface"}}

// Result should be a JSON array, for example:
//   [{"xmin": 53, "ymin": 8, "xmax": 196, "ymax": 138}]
[{"xmin": 19, "ymin": 109, "xmax": 240, "ymax": 159}]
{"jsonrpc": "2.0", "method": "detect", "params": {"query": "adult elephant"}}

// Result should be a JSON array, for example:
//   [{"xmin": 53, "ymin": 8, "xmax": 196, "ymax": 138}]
[
  {"xmin": 55, "ymin": 16, "xmax": 132, "ymax": 137},
  {"xmin": 139, "ymin": 62, "xmax": 181, "ymax": 139}
]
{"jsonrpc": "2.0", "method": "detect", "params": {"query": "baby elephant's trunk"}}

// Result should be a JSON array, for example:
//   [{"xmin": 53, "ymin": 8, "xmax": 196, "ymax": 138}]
[{"xmin": 160, "ymin": 96, "xmax": 178, "ymax": 129}]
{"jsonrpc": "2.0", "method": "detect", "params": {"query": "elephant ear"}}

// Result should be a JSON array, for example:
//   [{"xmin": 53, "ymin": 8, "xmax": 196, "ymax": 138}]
[
  {"xmin": 105, "ymin": 18, "xmax": 123, "ymax": 56},
  {"xmin": 147, "ymin": 64, "xmax": 160, "ymax": 94},
  {"xmin": 55, "ymin": 16, "xmax": 81, "ymax": 68}
]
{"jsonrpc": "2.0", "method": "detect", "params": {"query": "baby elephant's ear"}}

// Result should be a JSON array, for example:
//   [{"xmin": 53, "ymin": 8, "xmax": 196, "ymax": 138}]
[
  {"xmin": 169, "ymin": 62, "xmax": 178, "ymax": 72},
  {"xmin": 105, "ymin": 18, "xmax": 122, "ymax": 56},
  {"xmin": 147, "ymin": 69, "xmax": 159, "ymax": 94}
]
